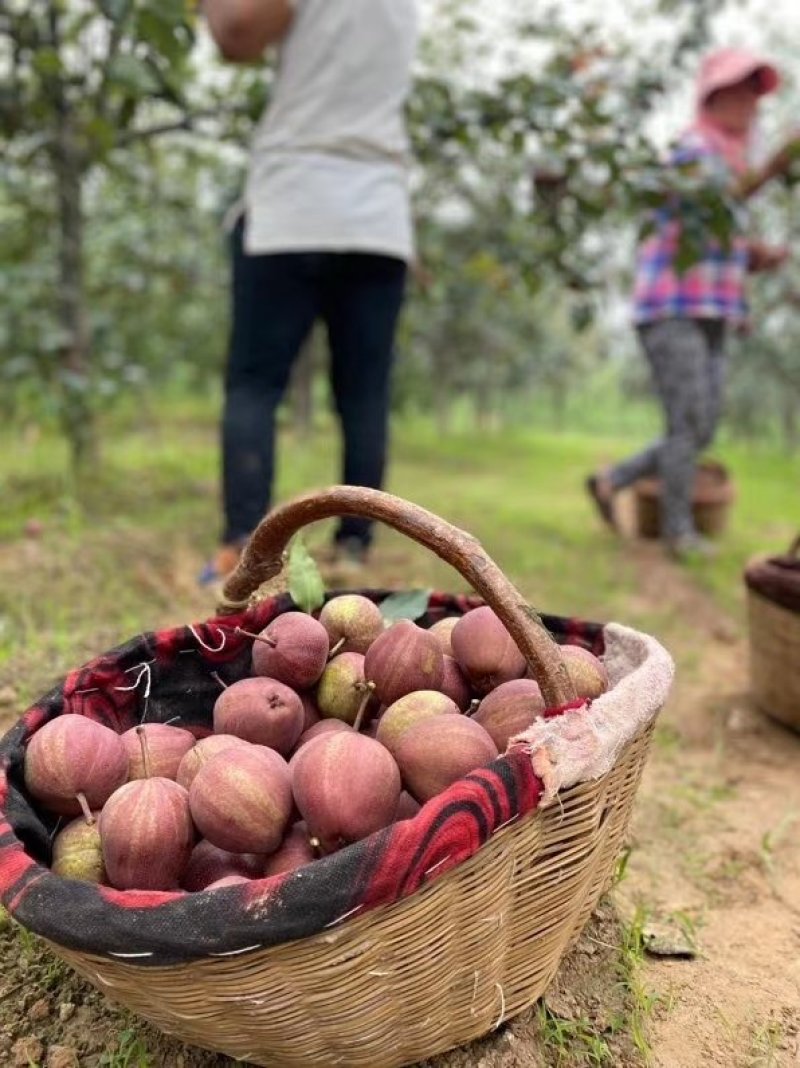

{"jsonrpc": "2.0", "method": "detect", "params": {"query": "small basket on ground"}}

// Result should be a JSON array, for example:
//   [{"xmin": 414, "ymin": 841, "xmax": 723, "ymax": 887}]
[
  {"xmin": 744, "ymin": 535, "xmax": 800, "ymax": 732},
  {"xmin": 634, "ymin": 459, "xmax": 735, "ymax": 540},
  {"xmin": 0, "ymin": 487, "xmax": 674, "ymax": 1068}
]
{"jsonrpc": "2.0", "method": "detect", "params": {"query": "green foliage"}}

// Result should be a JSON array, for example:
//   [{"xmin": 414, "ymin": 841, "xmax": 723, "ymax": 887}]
[
  {"xmin": 1, "ymin": 1, "xmax": 198, "ymax": 156},
  {"xmin": 288, "ymin": 539, "xmax": 326, "ymax": 615},
  {"xmin": 4, "ymin": 0, "xmax": 785, "ymax": 466},
  {"xmin": 379, "ymin": 590, "xmax": 432, "ymax": 623},
  {"xmin": 99, "ymin": 1028, "xmax": 150, "ymax": 1068}
]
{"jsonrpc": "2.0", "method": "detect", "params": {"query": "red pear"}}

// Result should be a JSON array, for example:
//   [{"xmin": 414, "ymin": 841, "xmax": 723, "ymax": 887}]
[
  {"xmin": 294, "ymin": 718, "xmax": 353, "ymax": 751},
  {"xmin": 122, "ymin": 723, "xmax": 195, "ymax": 781},
  {"xmin": 394, "ymin": 715, "xmax": 498, "ymax": 803},
  {"xmin": 189, "ymin": 747, "xmax": 293, "ymax": 854},
  {"xmin": 393, "ymin": 791, "xmax": 421, "ymax": 822},
  {"xmin": 364, "ymin": 621, "xmax": 444, "ymax": 707},
  {"xmin": 451, "ymin": 607, "xmax": 526, "ymax": 694},
  {"xmin": 315, "ymin": 652, "xmax": 371, "ymax": 725},
  {"xmin": 290, "ymin": 732, "xmax": 401, "ymax": 852},
  {"xmin": 176, "ymin": 734, "xmax": 252, "ymax": 790},
  {"xmin": 263, "ymin": 822, "xmax": 316, "ymax": 876},
  {"xmin": 299, "ymin": 692, "xmax": 321, "ymax": 732},
  {"xmin": 473, "ymin": 679, "xmax": 546, "ymax": 751},
  {"xmin": 213, "ymin": 676, "xmax": 304, "ymax": 755},
  {"xmin": 182, "ymin": 840, "xmax": 265, "ymax": 892},
  {"xmin": 250, "ymin": 612, "xmax": 330, "ymax": 688},
  {"xmin": 51, "ymin": 800, "xmax": 105, "ymax": 883},
  {"xmin": 559, "ymin": 645, "xmax": 609, "ymax": 699},
  {"xmin": 428, "ymin": 617, "xmax": 459, "ymax": 657},
  {"xmin": 24, "ymin": 714, "xmax": 128, "ymax": 817},
  {"xmin": 439, "ymin": 655, "xmax": 472, "ymax": 711},
  {"xmin": 318, "ymin": 595, "xmax": 385, "ymax": 655},
  {"xmin": 100, "ymin": 777, "xmax": 194, "ymax": 890},
  {"xmin": 376, "ymin": 690, "xmax": 460, "ymax": 757}
]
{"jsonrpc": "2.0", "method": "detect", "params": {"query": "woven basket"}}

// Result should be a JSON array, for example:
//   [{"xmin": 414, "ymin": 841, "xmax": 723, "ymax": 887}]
[
  {"xmin": 745, "ymin": 536, "xmax": 800, "ymax": 732},
  {"xmin": 634, "ymin": 459, "xmax": 735, "ymax": 540},
  {"xmin": 2, "ymin": 487, "xmax": 669, "ymax": 1068}
]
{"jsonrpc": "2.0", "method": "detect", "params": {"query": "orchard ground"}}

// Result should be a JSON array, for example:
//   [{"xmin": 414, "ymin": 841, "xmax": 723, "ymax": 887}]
[{"xmin": 1, "ymin": 395, "xmax": 799, "ymax": 1067}]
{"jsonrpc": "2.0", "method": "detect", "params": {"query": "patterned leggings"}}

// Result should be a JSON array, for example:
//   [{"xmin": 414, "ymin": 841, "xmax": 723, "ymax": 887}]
[{"xmin": 609, "ymin": 318, "xmax": 727, "ymax": 540}]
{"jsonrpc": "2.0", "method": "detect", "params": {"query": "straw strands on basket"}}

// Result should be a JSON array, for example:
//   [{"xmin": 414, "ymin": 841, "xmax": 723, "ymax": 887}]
[{"xmin": 52, "ymin": 727, "xmax": 652, "ymax": 1068}]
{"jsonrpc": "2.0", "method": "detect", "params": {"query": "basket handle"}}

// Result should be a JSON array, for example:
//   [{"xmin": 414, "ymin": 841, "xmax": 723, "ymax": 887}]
[{"xmin": 217, "ymin": 486, "xmax": 577, "ymax": 708}]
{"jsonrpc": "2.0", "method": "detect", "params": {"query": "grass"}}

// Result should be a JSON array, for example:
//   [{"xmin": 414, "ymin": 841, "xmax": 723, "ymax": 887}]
[
  {"xmin": 616, "ymin": 907, "xmax": 660, "ymax": 1064},
  {"xmin": 535, "ymin": 1004, "xmax": 614, "ymax": 1066},
  {"xmin": 98, "ymin": 1029, "xmax": 151, "ymax": 1068},
  {"xmin": 745, "ymin": 1019, "xmax": 786, "ymax": 1068}
]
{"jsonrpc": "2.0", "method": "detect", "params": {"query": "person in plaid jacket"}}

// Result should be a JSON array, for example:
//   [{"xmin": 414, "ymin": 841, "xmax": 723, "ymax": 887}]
[{"xmin": 587, "ymin": 48, "xmax": 799, "ymax": 560}]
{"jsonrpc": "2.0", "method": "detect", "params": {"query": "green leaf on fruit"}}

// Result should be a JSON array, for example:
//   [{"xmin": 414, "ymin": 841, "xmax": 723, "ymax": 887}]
[
  {"xmin": 379, "ymin": 589, "xmax": 432, "ymax": 623},
  {"xmin": 287, "ymin": 540, "xmax": 325, "ymax": 615}
]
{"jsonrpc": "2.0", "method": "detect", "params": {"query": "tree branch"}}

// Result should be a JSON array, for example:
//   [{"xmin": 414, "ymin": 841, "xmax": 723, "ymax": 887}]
[
  {"xmin": 113, "ymin": 107, "xmax": 246, "ymax": 146},
  {"xmin": 95, "ymin": 0, "xmax": 132, "ymax": 117}
]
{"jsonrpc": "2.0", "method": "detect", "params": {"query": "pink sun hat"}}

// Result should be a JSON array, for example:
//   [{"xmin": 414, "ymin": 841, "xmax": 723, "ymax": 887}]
[{"xmin": 697, "ymin": 48, "xmax": 781, "ymax": 102}]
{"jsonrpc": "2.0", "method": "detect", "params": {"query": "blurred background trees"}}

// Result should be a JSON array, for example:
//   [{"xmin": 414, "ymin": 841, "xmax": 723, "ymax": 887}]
[{"xmin": 2, "ymin": 0, "xmax": 799, "ymax": 474}]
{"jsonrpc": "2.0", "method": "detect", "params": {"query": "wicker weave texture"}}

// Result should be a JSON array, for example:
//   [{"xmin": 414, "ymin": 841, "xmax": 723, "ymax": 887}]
[
  {"xmin": 748, "ymin": 589, "xmax": 800, "ymax": 731},
  {"xmin": 633, "ymin": 462, "xmax": 734, "ymax": 540},
  {"xmin": 51, "ymin": 728, "xmax": 653, "ymax": 1068},
  {"xmin": 634, "ymin": 487, "xmax": 732, "ymax": 539}
]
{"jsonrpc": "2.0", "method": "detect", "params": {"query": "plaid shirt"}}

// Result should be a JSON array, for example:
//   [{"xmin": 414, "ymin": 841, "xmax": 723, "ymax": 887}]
[{"xmin": 633, "ymin": 132, "xmax": 750, "ymax": 325}]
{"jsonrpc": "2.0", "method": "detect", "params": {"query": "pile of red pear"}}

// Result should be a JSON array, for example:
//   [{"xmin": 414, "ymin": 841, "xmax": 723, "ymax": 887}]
[{"xmin": 25, "ymin": 596, "xmax": 608, "ymax": 893}]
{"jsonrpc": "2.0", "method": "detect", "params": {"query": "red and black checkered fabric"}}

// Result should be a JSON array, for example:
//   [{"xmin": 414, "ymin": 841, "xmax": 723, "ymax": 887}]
[{"xmin": 0, "ymin": 591, "xmax": 603, "ymax": 966}]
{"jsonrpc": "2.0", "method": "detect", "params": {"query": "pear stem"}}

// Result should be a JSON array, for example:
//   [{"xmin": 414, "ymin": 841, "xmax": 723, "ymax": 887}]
[
  {"xmin": 234, "ymin": 626, "xmax": 277, "ymax": 648},
  {"xmin": 76, "ymin": 792, "xmax": 95, "ymax": 825},
  {"xmin": 309, "ymin": 836, "xmax": 323, "ymax": 858},
  {"xmin": 210, "ymin": 671, "xmax": 229, "ymax": 691},
  {"xmin": 467, "ymin": 699, "xmax": 481, "ymax": 717},
  {"xmin": 135, "ymin": 725, "xmax": 152, "ymax": 779},
  {"xmin": 328, "ymin": 636, "xmax": 346, "ymax": 659},
  {"xmin": 352, "ymin": 681, "xmax": 376, "ymax": 733}
]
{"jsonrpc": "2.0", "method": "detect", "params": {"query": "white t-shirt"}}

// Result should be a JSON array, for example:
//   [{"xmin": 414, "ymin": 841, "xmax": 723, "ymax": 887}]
[{"xmin": 244, "ymin": 0, "xmax": 418, "ymax": 263}]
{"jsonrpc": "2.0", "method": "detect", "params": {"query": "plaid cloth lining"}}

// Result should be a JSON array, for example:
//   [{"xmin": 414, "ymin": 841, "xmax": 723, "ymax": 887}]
[{"xmin": 0, "ymin": 591, "xmax": 603, "ymax": 965}]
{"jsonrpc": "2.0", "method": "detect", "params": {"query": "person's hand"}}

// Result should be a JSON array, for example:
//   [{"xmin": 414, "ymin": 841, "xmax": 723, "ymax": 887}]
[
  {"xmin": 772, "ymin": 130, "xmax": 800, "ymax": 178},
  {"xmin": 738, "ymin": 131, "xmax": 800, "ymax": 198},
  {"xmin": 748, "ymin": 241, "xmax": 791, "ymax": 273}
]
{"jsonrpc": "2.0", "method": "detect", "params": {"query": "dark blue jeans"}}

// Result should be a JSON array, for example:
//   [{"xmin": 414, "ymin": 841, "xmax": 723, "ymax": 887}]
[{"xmin": 221, "ymin": 218, "xmax": 407, "ymax": 547}]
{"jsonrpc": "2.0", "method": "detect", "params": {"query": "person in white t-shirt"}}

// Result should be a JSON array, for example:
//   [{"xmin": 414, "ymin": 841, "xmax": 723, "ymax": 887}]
[{"xmin": 201, "ymin": 0, "xmax": 418, "ymax": 584}]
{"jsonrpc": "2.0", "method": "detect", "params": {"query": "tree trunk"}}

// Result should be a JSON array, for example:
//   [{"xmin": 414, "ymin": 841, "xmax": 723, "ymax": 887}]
[
  {"xmin": 781, "ymin": 393, "xmax": 799, "ymax": 454},
  {"xmin": 473, "ymin": 382, "xmax": 494, "ymax": 432},
  {"xmin": 50, "ymin": 9, "xmax": 96, "ymax": 475},
  {"xmin": 432, "ymin": 351, "xmax": 452, "ymax": 436},
  {"xmin": 434, "ymin": 379, "xmax": 451, "ymax": 436},
  {"xmin": 551, "ymin": 379, "xmax": 568, "ymax": 430}
]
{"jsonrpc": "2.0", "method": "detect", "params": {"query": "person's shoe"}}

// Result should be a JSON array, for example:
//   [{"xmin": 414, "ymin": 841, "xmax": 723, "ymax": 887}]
[
  {"xmin": 585, "ymin": 471, "xmax": 618, "ymax": 532},
  {"xmin": 666, "ymin": 533, "xmax": 718, "ymax": 562},
  {"xmin": 198, "ymin": 543, "xmax": 246, "ymax": 588}
]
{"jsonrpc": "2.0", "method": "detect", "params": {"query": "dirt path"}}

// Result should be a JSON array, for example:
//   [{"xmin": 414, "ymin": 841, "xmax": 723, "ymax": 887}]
[{"xmin": 622, "ymin": 544, "xmax": 800, "ymax": 1068}]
